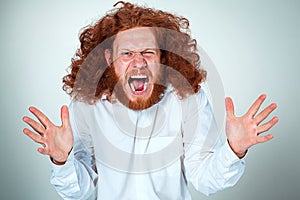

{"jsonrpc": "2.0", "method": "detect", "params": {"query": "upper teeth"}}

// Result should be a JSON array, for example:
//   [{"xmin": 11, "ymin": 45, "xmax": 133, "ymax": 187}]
[{"xmin": 130, "ymin": 75, "xmax": 147, "ymax": 79}]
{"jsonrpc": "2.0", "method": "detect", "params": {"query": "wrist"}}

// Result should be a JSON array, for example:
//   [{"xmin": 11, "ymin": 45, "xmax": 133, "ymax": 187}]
[
  {"xmin": 50, "ymin": 147, "xmax": 73, "ymax": 166},
  {"xmin": 50, "ymin": 157, "xmax": 67, "ymax": 165},
  {"xmin": 227, "ymin": 140, "xmax": 247, "ymax": 159}
]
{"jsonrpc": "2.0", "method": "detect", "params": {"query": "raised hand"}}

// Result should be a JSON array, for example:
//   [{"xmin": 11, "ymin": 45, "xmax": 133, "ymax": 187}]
[
  {"xmin": 23, "ymin": 105, "xmax": 74, "ymax": 165},
  {"xmin": 225, "ymin": 94, "xmax": 279, "ymax": 158}
]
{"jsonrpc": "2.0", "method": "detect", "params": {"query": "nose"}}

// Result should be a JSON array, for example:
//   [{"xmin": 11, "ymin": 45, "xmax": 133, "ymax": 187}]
[{"xmin": 131, "ymin": 52, "xmax": 147, "ymax": 68}]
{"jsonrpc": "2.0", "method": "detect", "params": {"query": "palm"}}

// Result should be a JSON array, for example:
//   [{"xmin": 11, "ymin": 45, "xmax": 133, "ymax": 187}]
[
  {"xmin": 23, "ymin": 106, "xmax": 73, "ymax": 163},
  {"xmin": 225, "ymin": 94, "xmax": 278, "ymax": 157}
]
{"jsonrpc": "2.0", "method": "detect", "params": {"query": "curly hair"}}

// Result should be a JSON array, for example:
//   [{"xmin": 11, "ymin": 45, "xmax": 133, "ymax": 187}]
[{"xmin": 63, "ymin": 1, "xmax": 206, "ymax": 104}]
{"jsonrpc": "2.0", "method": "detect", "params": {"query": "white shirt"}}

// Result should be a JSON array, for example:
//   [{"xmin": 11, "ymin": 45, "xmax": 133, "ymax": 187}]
[{"xmin": 50, "ymin": 88, "xmax": 245, "ymax": 200}]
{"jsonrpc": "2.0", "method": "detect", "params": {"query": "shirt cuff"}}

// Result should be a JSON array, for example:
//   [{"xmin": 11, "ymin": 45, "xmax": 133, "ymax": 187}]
[
  {"xmin": 51, "ymin": 148, "xmax": 76, "ymax": 176},
  {"xmin": 220, "ymin": 141, "xmax": 245, "ymax": 167}
]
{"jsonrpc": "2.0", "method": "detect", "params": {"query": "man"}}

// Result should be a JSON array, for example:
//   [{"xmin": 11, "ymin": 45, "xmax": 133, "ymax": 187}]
[{"xmin": 22, "ymin": 2, "xmax": 278, "ymax": 199}]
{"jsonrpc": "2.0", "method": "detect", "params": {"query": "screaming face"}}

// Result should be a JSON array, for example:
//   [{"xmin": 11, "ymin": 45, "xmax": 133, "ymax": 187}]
[{"xmin": 105, "ymin": 27, "xmax": 166, "ymax": 110}]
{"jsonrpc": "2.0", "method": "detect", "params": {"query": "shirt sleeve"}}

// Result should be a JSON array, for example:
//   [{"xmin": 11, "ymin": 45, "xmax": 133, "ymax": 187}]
[
  {"xmin": 50, "ymin": 102, "xmax": 98, "ymax": 200},
  {"xmin": 183, "ymin": 89, "xmax": 245, "ymax": 196}
]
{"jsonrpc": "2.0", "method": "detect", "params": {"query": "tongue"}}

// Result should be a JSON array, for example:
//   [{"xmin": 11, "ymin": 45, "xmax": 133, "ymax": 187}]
[{"xmin": 132, "ymin": 80, "xmax": 144, "ymax": 91}]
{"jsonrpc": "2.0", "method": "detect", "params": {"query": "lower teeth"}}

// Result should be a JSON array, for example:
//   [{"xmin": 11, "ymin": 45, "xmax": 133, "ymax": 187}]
[{"xmin": 130, "ymin": 83, "xmax": 148, "ymax": 92}]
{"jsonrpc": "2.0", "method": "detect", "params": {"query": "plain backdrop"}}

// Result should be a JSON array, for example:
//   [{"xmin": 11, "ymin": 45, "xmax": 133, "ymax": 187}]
[{"xmin": 0, "ymin": 0, "xmax": 299, "ymax": 199}]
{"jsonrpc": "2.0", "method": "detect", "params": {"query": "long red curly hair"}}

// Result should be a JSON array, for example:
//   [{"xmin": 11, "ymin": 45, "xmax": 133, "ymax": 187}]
[{"xmin": 62, "ymin": 1, "xmax": 206, "ymax": 104}]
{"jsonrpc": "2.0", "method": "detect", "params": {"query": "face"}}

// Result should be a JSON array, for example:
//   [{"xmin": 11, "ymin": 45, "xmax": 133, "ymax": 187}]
[{"xmin": 105, "ymin": 27, "xmax": 165, "ymax": 110}]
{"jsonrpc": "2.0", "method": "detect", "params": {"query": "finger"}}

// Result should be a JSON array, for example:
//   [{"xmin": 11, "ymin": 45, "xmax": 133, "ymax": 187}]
[
  {"xmin": 246, "ymin": 94, "xmax": 267, "ymax": 118},
  {"xmin": 61, "ymin": 105, "xmax": 71, "ymax": 128},
  {"xmin": 23, "ymin": 116, "xmax": 45, "ymax": 135},
  {"xmin": 257, "ymin": 116, "xmax": 279, "ymax": 134},
  {"xmin": 37, "ymin": 147, "xmax": 49, "ymax": 155},
  {"xmin": 256, "ymin": 134, "xmax": 273, "ymax": 144},
  {"xmin": 225, "ymin": 97, "xmax": 235, "ymax": 118},
  {"xmin": 255, "ymin": 103, "xmax": 277, "ymax": 125},
  {"xmin": 29, "ymin": 106, "xmax": 53, "ymax": 129},
  {"xmin": 23, "ymin": 128, "xmax": 45, "ymax": 144}
]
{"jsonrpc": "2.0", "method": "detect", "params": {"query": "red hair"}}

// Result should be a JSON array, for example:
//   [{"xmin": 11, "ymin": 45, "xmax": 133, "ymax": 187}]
[{"xmin": 63, "ymin": 1, "xmax": 206, "ymax": 104}]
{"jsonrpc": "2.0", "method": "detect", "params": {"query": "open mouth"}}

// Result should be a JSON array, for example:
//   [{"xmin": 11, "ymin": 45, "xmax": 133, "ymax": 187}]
[{"xmin": 127, "ymin": 75, "xmax": 150, "ymax": 95}]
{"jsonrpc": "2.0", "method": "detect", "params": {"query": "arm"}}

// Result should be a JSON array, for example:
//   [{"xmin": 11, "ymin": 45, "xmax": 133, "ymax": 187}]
[
  {"xmin": 23, "ymin": 103, "xmax": 97, "ymax": 199},
  {"xmin": 50, "ymin": 126, "xmax": 98, "ymax": 200},
  {"xmin": 183, "ymin": 91, "xmax": 278, "ymax": 196},
  {"xmin": 183, "ymin": 90, "xmax": 245, "ymax": 196}
]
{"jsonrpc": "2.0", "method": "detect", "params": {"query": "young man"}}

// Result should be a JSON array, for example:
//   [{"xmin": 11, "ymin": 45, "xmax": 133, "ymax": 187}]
[{"xmin": 23, "ymin": 2, "xmax": 278, "ymax": 199}]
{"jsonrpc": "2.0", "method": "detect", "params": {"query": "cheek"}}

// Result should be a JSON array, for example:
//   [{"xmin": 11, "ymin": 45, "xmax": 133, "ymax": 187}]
[
  {"xmin": 148, "ymin": 63, "xmax": 161, "ymax": 78},
  {"xmin": 113, "ymin": 60, "xmax": 128, "ymax": 77},
  {"xmin": 147, "ymin": 58, "xmax": 161, "ymax": 76}
]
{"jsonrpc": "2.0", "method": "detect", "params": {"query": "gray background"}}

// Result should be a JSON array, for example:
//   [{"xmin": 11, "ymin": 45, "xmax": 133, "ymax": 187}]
[{"xmin": 0, "ymin": 0, "xmax": 299, "ymax": 199}]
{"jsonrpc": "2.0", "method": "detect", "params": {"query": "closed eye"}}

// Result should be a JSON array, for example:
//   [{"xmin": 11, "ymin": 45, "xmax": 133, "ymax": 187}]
[{"xmin": 141, "ymin": 50, "xmax": 157, "ymax": 57}]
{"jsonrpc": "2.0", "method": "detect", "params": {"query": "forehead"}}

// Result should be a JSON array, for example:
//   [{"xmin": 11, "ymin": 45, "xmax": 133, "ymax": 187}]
[{"xmin": 113, "ymin": 27, "xmax": 158, "ymax": 50}]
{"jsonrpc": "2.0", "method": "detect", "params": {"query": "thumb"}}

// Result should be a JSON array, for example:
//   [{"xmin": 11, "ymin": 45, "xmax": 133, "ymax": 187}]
[
  {"xmin": 61, "ymin": 105, "xmax": 71, "ymax": 128},
  {"xmin": 225, "ymin": 97, "xmax": 235, "ymax": 118}
]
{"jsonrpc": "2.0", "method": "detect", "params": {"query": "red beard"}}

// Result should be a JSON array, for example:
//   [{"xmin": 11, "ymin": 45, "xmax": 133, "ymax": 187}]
[{"xmin": 101, "ymin": 65, "xmax": 166, "ymax": 110}]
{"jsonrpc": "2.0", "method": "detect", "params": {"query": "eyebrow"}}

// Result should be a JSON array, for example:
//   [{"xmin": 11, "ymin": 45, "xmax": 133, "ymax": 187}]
[{"xmin": 118, "ymin": 48, "xmax": 159, "ymax": 52}]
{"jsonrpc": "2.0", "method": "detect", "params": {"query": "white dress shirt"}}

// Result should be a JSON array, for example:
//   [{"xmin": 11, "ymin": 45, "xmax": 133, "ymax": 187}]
[{"xmin": 50, "ymin": 88, "xmax": 245, "ymax": 200}]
